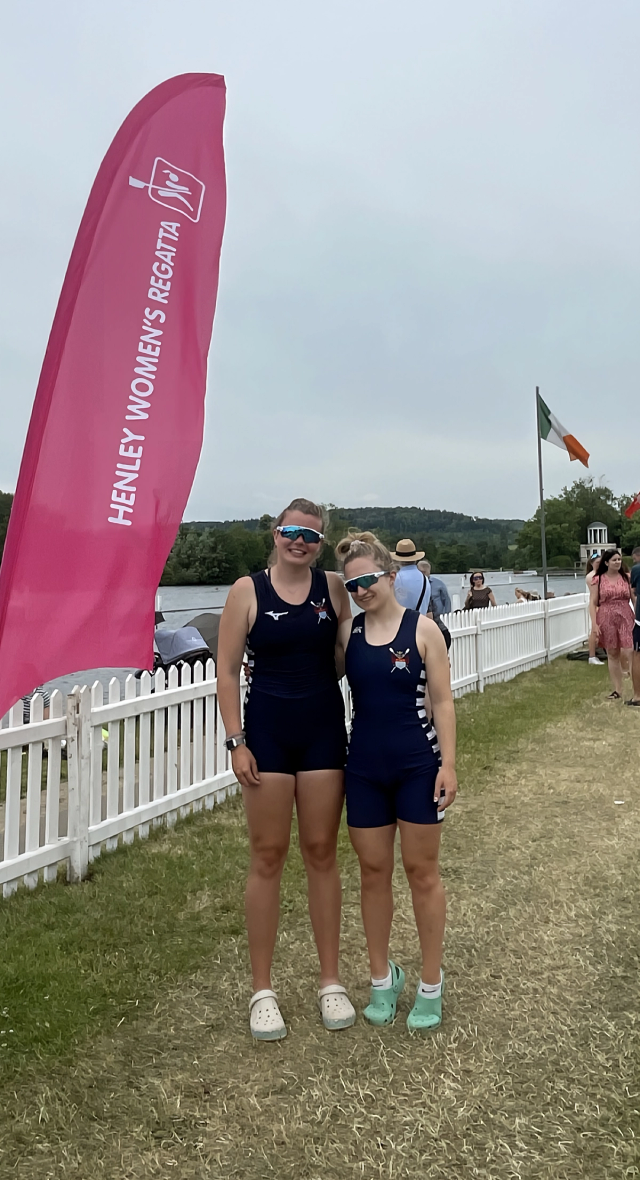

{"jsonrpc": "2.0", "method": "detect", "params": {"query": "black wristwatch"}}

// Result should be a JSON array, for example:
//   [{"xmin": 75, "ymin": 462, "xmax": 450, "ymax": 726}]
[{"xmin": 225, "ymin": 733, "xmax": 246, "ymax": 751}]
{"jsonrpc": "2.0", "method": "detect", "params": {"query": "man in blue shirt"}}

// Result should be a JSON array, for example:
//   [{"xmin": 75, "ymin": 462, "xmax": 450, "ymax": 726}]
[
  {"xmin": 627, "ymin": 545, "xmax": 640, "ymax": 706},
  {"xmin": 392, "ymin": 539, "xmax": 431, "ymax": 615},
  {"xmin": 418, "ymin": 560, "xmax": 451, "ymax": 618}
]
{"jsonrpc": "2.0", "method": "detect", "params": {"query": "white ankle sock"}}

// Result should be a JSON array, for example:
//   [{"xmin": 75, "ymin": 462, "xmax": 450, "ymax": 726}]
[
  {"xmin": 371, "ymin": 966, "xmax": 392, "ymax": 989},
  {"xmin": 418, "ymin": 973, "xmax": 442, "ymax": 999}
]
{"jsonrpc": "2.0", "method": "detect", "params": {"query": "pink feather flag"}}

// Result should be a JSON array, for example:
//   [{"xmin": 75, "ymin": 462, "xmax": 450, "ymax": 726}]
[{"xmin": 0, "ymin": 74, "xmax": 226, "ymax": 718}]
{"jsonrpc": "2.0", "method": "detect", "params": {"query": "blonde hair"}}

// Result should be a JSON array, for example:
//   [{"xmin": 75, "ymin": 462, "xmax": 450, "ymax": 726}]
[
  {"xmin": 273, "ymin": 497, "xmax": 327, "ymax": 531},
  {"xmin": 335, "ymin": 530, "xmax": 395, "ymax": 572}
]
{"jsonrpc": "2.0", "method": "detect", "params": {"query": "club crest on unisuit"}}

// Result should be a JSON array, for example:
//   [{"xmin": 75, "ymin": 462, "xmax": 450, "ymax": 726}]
[
  {"xmin": 389, "ymin": 647, "xmax": 410, "ymax": 672},
  {"xmin": 311, "ymin": 599, "xmax": 330, "ymax": 623}
]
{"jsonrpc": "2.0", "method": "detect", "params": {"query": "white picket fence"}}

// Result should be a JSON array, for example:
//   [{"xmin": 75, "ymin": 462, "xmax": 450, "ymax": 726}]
[
  {"xmin": 0, "ymin": 593, "xmax": 589, "ymax": 898},
  {"xmin": 0, "ymin": 659, "xmax": 241, "ymax": 899},
  {"xmin": 444, "ymin": 592, "xmax": 590, "ymax": 696}
]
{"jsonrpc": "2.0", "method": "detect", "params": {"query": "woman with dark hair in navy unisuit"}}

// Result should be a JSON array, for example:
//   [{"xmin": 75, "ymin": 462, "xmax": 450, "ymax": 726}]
[
  {"xmin": 217, "ymin": 498, "xmax": 355, "ymax": 1041},
  {"xmin": 335, "ymin": 531, "xmax": 457, "ymax": 1032}
]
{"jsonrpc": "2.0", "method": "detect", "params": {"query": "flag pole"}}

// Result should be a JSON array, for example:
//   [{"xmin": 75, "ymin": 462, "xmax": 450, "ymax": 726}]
[{"xmin": 536, "ymin": 386, "xmax": 548, "ymax": 601}]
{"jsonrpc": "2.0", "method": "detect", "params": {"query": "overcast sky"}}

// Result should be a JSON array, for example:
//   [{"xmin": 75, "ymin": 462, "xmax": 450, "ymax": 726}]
[{"xmin": 1, "ymin": 1, "xmax": 638, "ymax": 522}]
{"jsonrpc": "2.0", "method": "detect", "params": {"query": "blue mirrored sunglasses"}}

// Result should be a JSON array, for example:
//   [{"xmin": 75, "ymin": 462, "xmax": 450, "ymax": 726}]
[
  {"xmin": 276, "ymin": 525, "xmax": 324, "ymax": 544},
  {"xmin": 344, "ymin": 570, "xmax": 390, "ymax": 593}
]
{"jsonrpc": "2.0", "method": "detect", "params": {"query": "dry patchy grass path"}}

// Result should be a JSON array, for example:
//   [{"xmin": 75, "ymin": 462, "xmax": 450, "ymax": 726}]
[{"xmin": 1, "ymin": 661, "xmax": 639, "ymax": 1179}]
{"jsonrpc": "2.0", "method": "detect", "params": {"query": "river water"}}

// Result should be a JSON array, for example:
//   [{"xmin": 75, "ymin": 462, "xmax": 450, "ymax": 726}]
[{"xmin": 41, "ymin": 572, "xmax": 587, "ymax": 701}]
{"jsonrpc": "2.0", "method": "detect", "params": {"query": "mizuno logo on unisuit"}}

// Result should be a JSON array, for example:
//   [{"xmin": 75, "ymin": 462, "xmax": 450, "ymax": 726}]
[
  {"xmin": 129, "ymin": 158, "xmax": 205, "ymax": 223},
  {"xmin": 265, "ymin": 611, "xmax": 288, "ymax": 622}
]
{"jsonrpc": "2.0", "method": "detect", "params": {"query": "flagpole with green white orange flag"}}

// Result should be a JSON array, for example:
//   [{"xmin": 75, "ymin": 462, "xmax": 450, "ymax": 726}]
[{"xmin": 535, "ymin": 388, "xmax": 590, "ymax": 601}]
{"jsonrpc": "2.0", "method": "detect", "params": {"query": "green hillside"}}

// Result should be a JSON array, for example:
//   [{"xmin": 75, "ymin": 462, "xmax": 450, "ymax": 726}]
[{"xmin": 180, "ymin": 506, "xmax": 525, "ymax": 576}]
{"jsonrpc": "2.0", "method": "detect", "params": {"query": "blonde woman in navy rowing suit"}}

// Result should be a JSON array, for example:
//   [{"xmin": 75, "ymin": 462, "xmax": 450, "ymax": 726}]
[
  {"xmin": 335, "ymin": 531, "xmax": 457, "ymax": 1032},
  {"xmin": 217, "ymin": 498, "xmax": 355, "ymax": 1041}
]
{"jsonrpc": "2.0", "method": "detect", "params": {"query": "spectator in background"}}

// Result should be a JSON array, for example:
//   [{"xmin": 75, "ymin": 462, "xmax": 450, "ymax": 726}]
[
  {"xmin": 627, "ymin": 546, "xmax": 640, "ymax": 707},
  {"xmin": 464, "ymin": 572, "xmax": 496, "ymax": 610},
  {"xmin": 418, "ymin": 560, "xmax": 451, "ymax": 618},
  {"xmin": 585, "ymin": 553, "xmax": 604, "ymax": 666},
  {"xmin": 393, "ymin": 539, "xmax": 431, "ymax": 615},
  {"xmin": 514, "ymin": 587, "xmax": 541, "ymax": 603},
  {"xmin": 589, "ymin": 548, "xmax": 634, "ymax": 701}
]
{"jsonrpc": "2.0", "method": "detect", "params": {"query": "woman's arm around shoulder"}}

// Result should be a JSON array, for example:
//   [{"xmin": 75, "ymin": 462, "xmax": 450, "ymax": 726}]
[
  {"xmin": 327, "ymin": 571, "xmax": 353, "ymax": 680},
  {"xmin": 416, "ymin": 615, "xmax": 457, "ymax": 812},
  {"xmin": 326, "ymin": 570, "xmax": 352, "ymax": 624}
]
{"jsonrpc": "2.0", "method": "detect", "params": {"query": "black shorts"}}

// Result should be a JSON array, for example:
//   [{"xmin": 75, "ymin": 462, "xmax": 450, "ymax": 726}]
[
  {"xmin": 345, "ymin": 762, "xmax": 444, "ymax": 827},
  {"xmin": 634, "ymin": 623, "xmax": 640, "ymax": 653},
  {"xmin": 244, "ymin": 685, "xmax": 347, "ymax": 776}
]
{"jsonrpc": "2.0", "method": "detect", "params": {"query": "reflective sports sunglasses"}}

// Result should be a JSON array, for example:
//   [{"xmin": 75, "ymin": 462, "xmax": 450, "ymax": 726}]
[
  {"xmin": 275, "ymin": 525, "xmax": 324, "ymax": 544},
  {"xmin": 344, "ymin": 570, "xmax": 390, "ymax": 593}
]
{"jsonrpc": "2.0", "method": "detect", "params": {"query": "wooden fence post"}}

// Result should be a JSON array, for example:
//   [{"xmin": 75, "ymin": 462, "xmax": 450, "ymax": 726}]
[{"xmin": 67, "ymin": 687, "xmax": 90, "ymax": 882}]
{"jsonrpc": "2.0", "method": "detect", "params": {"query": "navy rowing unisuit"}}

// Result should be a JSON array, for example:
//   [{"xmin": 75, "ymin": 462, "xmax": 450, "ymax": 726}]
[
  {"xmin": 243, "ymin": 567, "xmax": 347, "ymax": 776},
  {"xmin": 345, "ymin": 609, "xmax": 443, "ymax": 827}
]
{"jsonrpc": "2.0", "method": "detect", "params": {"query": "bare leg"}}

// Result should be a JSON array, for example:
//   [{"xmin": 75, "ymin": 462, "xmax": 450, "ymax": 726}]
[
  {"xmin": 348, "ymin": 824, "xmax": 397, "ymax": 979},
  {"xmin": 606, "ymin": 648, "xmax": 623, "ymax": 695},
  {"xmin": 589, "ymin": 625, "xmax": 598, "ymax": 659},
  {"xmin": 296, "ymin": 770, "xmax": 345, "ymax": 987},
  {"xmin": 632, "ymin": 650, "xmax": 640, "ymax": 702},
  {"xmin": 620, "ymin": 647, "xmax": 632, "ymax": 677},
  {"xmin": 398, "ymin": 821, "xmax": 445, "ymax": 985},
  {"xmin": 242, "ymin": 773, "xmax": 295, "ymax": 992}
]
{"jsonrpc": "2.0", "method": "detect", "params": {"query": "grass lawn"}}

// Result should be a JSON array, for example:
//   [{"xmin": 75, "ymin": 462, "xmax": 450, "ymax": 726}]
[{"xmin": 1, "ymin": 654, "xmax": 638, "ymax": 1178}]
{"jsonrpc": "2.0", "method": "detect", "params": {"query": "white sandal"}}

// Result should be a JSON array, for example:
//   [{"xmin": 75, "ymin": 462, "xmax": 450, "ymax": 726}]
[
  {"xmin": 318, "ymin": 984, "xmax": 356, "ymax": 1030},
  {"xmin": 249, "ymin": 989, "xmax": 287, "ymax": 1041}
]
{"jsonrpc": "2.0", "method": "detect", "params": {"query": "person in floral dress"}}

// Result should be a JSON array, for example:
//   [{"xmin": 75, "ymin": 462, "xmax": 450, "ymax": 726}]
[{"xmin": 589, "ymin": 549, "xmax": 634, "ymax": 700}]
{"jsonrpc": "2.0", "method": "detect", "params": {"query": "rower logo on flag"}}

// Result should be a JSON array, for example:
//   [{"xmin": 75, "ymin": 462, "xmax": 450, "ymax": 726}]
[{"xmin": 129, "ymin": 158, "xmax": 205, "ymax": 222}]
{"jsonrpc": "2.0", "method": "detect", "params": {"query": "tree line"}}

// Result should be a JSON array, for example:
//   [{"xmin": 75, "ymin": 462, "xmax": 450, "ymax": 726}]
[
  {"xmin": 163, "ymin": 483, "xmax": 640, "ymax": 582},
  {"xmin": 0, "ymin": 481, "xmax": 637, "ymax": 585},
  {"xmin": 511, "ymin": 478, "xmax": 640, "ymax": 568},
  {"xmin": 0, "ymin": 492, "xmax": 12, "ymax": 564},
  {"xmin": 162, "ymin": 506, "xmax": 525, "ymax": 583}
]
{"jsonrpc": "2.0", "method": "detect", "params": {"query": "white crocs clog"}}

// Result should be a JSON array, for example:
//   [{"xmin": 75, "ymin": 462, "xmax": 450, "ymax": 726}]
[
  {"xmin": 249, "ymin": 989, "xmax": 287, "ymax": 1041},
  {"xmin": 318, "ymin": 984, "xmax": 356, "ymax": 1030}
]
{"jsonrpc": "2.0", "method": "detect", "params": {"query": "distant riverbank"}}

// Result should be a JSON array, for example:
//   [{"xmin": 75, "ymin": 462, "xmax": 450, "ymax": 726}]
[{"xmin": 158, "ymin": 570, "xmax": 585, "ymax": 622}]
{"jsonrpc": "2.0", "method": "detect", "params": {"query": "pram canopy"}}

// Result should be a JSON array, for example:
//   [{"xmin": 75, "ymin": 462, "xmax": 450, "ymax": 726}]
[{"xmin": 154, "ymin": 627, "xmax": 209, "ymax": 665}]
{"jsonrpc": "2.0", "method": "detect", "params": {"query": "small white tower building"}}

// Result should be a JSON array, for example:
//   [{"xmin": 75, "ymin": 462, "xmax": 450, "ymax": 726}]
[{"xmin": 580, "ymin": 522, "xmax": 609, "ymax": 566}]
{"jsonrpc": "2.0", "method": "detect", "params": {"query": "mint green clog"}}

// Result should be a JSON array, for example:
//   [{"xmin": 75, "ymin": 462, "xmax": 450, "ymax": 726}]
[
  {"xmin": 363, "ymin": 961, "xmax": 405, "ymax": 1026},
  {"xmin": 407, "ymin": 971, "xmax": 445, "ymax": 1033}
]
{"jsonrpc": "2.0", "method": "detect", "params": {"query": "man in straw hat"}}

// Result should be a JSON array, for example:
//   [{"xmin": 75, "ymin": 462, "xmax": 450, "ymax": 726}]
[{"xmin": 392, "ymin": 538, "xmax": 431, "ymax": 616}]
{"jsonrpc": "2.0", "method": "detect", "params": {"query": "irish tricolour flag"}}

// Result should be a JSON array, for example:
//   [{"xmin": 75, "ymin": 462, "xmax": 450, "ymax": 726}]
[{"xmin": 537, "ymin": 394, "xmax": 589, "ymax": 467}]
